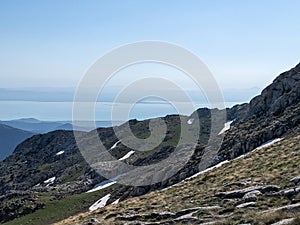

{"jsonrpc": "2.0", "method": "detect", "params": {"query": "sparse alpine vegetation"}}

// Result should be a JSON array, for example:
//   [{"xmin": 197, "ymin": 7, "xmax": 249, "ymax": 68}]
[{"xmin": 54, "ymin": 135, "xmax": 300, "ymax": 225}]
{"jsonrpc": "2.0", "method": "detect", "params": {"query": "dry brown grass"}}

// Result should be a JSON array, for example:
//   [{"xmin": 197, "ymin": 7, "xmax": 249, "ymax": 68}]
[{"xmin": 55, "ymin": 135, "xmax": 300, "ymax": 225}]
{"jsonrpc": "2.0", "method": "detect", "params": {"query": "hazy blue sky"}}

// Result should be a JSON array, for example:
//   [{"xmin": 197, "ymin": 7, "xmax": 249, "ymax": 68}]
[{"xmin": 0, "ymin": 0, "xmax": 299, "ymax": 89}]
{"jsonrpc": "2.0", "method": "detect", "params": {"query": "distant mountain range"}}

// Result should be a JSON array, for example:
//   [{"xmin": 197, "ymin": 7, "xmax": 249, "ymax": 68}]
[
  {"xmin": 0, "ymin": 124, "xmax": 34, "ymax": 160},
  {"xmin": 0, "ymin": 119, "xmax": 120, "ymax": 134},
  {"xmin": 0, "ymin": 118, "xmax": 67, "ymax": 133}
]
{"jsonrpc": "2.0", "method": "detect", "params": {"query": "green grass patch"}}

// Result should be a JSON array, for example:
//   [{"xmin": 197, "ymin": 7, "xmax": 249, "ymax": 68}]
[{"xmin": 3, "ymin": 184, "xmax": 118, "ymax": 225}]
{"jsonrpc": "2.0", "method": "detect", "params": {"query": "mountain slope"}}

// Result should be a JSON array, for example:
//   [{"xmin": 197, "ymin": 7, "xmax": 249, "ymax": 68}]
[
  {"xmin": 0, "ymin": 124, "xmax": 33, "ymax": 160},
  {"xmin": 55, "ymin": 135, "xmax": 300, "ymax": 225},
  {"xmin": 0, "ymin": 130, "xmax": 104, "ymax": 196}
]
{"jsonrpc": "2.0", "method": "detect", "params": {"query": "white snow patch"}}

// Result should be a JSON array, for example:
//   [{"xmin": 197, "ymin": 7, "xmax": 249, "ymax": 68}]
[
  {"xmin": 56, "ymin": 151, "xmax": 65, "ymax": 156},
  {"xmin": 176, "ymin": 212, "xmax": 195, "ymax": 220},
  {"xmin": 162, "ymin": 181, "xmax": 182, "ymax": 190},
  {"xmin": 44, "ymin": 177, "xmax": 56, "ymax": 184},
  {"xmin": 187, "ymin": 118, "xmax": 194, "ymax": 125},
  {"xmin": 119, "ymin": 150, "xmax": 135, "ymax": 161},
  {"xmin": 86, "ymin": 180, "xmax": 117, "ymax": 193},
  {"xmin": 112, "ymin": 199, "xmax": 120, "ymax": 205},
  {"xmin": 86, "ymin": 175, "xmax": 120, "ymax": 193},
  {"xmin": 89, "ymin": 194, "xmax": 111, "ymax": 211},
  {"xmin": 162, "ymin": 137, "xmax": 284, "ymax": 192},
  {"xmin": 256, "ymin": 138, "xmax": 283, "ymax": 150},
  {"xmin": 234, "ymin": 138, "xmax": 284, "ymax": 161},
  {"xmin": 162, "ymin": 160, "xmax": 230, "ymax": 190},
  {"xmin": 271, "ymin": 218, "xmax": 295, "ymax": 225},
  {"xmin": 188, "ymin": 160, "xmax": 230, "ymax": 180},
  {"xmin": 110, "ymin": 140, "xmax": 121, "ymax": 149},
  {"xmin": 218, "ymin": 120, "xmax": 234, "ymax": 135},
  {"xmin": 234, "ymin": 153, "xmax": 250, "ymax": 161}
]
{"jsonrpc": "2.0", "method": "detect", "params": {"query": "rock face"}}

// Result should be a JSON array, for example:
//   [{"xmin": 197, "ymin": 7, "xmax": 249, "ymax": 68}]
[
  {"xmin": 228, "ymin": 63, "xmax": 300, "ymax": 121},
  {"xmin": 221, "ymin": 63, "xmax": 300, "ymax": 161},
  {"xmin": 249, "ymin": 63, "xmax": 300, "ymax": 118}
]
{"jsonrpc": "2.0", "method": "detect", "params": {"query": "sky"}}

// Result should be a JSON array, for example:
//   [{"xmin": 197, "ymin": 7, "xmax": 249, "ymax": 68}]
[{"xmin": 0, "ymin": 0, "xmax": 299, "ymax": 90}]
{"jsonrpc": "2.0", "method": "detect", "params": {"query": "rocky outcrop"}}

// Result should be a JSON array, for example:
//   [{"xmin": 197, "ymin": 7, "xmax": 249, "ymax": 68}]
[
  {"xmin": 215, "ymin": 185, "xmax": 280, "ymax": 199},
  {"xmin": 227, "ymin": 63, "xmax": 300, "ymax": 121},
  {"xmin": 0, "ymin": 191, "xmax": 44, "ymax": 223},
  {"xmin": 220, "ymin": 63, "xmax": 300, "ymax": 161},
  {"xmin": 270, "ymin": 218, "xmax": 295, "ymax": 225},
  {"xmin": 108, "ymin": 207, "xmax": 221, "ymax": 225},
  {"xmin": 242, "ymin": 190, "xmax": 262, "ymax": 202},
  {"xmin": 236, "ymin": 202, "xmax": 256, "ymax": 208},
  {"xmin": 249, "ymin": 63, "xmax": 300, "ymax": 118},
  {"xmin": 291, "ymin": 175, "xmax": 300, "ymax": 185},
  {"xmin": 263, "ymin": 203, "xmax": 300, "ymax": 213}
]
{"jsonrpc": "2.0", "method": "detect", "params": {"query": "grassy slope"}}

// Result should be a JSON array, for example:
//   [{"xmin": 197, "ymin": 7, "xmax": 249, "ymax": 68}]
[
  {"xmin": 3, "ymin": 184, "xmax": 119, "ymax": 225},
  {"xmin": 55, "ymin": 135, "xmax": 300, "ymax": 225}
]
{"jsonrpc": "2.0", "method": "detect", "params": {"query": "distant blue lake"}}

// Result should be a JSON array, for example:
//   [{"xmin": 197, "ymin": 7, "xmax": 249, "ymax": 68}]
[{"xmin": 0, "ymin": 101, "xmax": 241, "ymax": 122}]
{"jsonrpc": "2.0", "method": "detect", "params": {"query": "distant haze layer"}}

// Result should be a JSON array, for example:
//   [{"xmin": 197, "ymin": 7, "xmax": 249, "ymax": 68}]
[{"xmin": 0, "ymin": 87, "xmax": 259, "ymax": 121}]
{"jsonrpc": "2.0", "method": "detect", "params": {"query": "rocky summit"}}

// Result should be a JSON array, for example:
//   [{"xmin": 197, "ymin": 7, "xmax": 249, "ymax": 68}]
[{"xmin": 0, "ymin": 64, "xmax": 299, "ymax": 225}]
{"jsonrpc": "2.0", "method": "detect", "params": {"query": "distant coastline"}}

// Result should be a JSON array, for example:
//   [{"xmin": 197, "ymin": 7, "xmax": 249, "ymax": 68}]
[{"xmin": 0, "ymin": 100, "xmax": 243, "ymax": 122}]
